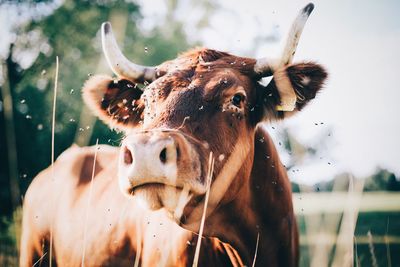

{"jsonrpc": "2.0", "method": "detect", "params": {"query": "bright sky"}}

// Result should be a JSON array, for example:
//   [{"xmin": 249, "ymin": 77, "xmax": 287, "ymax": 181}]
[{"xmin": 137, "ymin": 0, "xmax": 400, "ymax": 184}]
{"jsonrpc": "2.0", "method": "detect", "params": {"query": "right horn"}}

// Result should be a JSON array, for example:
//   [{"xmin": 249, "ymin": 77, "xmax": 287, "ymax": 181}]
[{"xmin": 101, "ymin": 22, "xmax": 157, "ymax": 83}]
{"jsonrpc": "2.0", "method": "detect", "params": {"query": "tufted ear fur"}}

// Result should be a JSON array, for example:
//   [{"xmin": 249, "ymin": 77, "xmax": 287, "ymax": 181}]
[
  {"xmin": 257, "ymin": 62, "xmax": 328, "ymax": 121},
  {"xmin": 82, "ymin": 75, "xmax": 145, "ymax": 130}
]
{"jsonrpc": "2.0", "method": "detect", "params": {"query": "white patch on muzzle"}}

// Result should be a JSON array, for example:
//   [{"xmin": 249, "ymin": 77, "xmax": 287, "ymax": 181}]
[{"xmin": 117, "ymin": 132, "xmax": 204, "ymax": 215}]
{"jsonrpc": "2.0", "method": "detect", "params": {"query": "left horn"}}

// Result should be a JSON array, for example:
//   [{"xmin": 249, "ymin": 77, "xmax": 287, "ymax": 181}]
[
  {"xmin": 254, "ymin": 3, "xmax": 315, "ymax": 111},
  {"xmin": 101, "ymin": 22, "xmax": 157, "ymax": 83},
  {"xmin": 254, "ymin": 3, "xmax": 314, "ymax": 74}
]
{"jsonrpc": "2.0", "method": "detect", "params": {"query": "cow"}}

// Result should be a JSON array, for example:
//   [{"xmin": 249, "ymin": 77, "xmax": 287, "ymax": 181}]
[{"xmin": 20, "ymin": 3, "xmax": 327, "ymax": 267}]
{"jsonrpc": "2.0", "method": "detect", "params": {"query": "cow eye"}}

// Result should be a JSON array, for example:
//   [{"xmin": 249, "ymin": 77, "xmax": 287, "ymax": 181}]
[{"xmin": 231, "ymin": 93, "xmax": 245, "ymax": 107}]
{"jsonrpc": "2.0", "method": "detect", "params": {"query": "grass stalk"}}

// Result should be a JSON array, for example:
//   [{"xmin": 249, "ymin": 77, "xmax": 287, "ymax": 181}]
[
  {"xmin": 49, "ymin": 55, "xmax": 59, "ymax": 267},
  {"xmin": 192, "ymin": 152, "xmax": 214, "ymax": 267},
  {"xmin": 251, "ymin": 232, "xmax": 260, "ymax": 267}
]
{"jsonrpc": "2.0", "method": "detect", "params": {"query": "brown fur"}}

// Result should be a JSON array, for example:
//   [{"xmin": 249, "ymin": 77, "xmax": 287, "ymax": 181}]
[{"xmin": 21, "ymin": 48, "xmax": 327, "ymax": 266}]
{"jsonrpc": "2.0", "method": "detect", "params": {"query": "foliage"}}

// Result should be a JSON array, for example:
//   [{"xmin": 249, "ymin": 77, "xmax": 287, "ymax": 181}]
[{"xmin": 308, "ymin": 168, "xmax": 400, "ymax": 192}]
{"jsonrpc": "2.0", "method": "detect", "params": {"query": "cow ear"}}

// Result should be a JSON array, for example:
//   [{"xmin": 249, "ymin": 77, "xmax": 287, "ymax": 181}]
[
  {"xmin": 257, "ymin": 62, "xmax": 327, "ymax": 121},
  {"xmin": 82, "ymin": 75, "xmax": 144, "ymax": 130}
]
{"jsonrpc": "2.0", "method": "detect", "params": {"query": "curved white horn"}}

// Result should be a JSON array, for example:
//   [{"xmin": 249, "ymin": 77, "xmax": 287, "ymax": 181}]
[
  {"xmin": 101, "ymin": 22, "xmax": 157, "ymax": 82},
  {"xmin": 280, "ymin": 3, "xmax": 314, "ymax": 65},
  {"xmin": 254, "ymin": 3, "xmax": 314, "ymax": 75},
  {"xmin": 255, "ymin": 3, "xmax": 314, "ymax": 112}
]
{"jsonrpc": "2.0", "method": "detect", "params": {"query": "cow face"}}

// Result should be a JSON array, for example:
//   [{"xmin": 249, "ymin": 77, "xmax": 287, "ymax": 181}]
[
  {"xmin": 83, "ymin": 48, "xmax": 327, "ymax": 222},
  {"xmin": 83, "ymin": 4, "xmax": 326, "ymax": 223}
]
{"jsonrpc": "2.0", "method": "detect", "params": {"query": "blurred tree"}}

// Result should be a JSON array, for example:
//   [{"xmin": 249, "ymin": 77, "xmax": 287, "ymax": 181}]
[
  {"xmin": 310, "ymin": 168, "xmax": 400, "ymax": 192},
  {"xmin": 364, "ymin": 168, "xmax": 400, "ymax": 192},
  {"xmin": 387, "ymin": 173, "xmax": 400, "ymax": 191}
]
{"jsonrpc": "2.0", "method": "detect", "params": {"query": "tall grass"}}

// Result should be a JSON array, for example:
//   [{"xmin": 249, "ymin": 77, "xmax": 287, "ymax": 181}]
[{"xmin": 49, "ymin": 55, "xmax": 59, "ymax": 267}]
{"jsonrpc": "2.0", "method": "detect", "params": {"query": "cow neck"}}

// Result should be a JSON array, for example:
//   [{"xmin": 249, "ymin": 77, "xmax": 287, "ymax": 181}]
[
  {"xmin": 182, "ymin": 135, "xmax": 251, "ymax": 228},
  {"xmin": 246, "ymin": 128, "xmax": 297, "ymax": 266},
  {"xmin": 183, "ymin": 127, "xmax": 295, "ymax": 265},
  {"xmin": 209, "ymin": 148, "xmax": 262, "ymax": 263},
  {"xmin": 182, "ymin": 133, "xmax": 260, "ymax": 263}
]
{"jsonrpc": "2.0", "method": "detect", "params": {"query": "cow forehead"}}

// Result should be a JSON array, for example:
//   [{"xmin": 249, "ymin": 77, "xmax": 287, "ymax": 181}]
[
  {"xmin": 150, "ymin": 61, "xmax": 255, "ymax": 101},
  {"xmin": 202, "ymin": 69, "xmax": 251, "ymax": 93},
  {"xmin": 156, "ymin": 48, "xmax": 256, "ymax": 79}
]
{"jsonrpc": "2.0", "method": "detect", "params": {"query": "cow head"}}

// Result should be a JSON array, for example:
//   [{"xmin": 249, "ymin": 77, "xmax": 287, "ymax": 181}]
[{"xmin": 82, "ymin": 4, "xmax": 327, "ymax": 225}]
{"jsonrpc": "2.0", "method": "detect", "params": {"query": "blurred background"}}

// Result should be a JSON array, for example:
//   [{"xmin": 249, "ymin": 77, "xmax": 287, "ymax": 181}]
[{"xmin": 0, "ymin": 0, "xmax": 399, "ymax": 266}]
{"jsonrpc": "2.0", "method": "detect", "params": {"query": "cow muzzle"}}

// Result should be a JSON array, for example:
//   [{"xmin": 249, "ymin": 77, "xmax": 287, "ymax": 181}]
[{"xmin": 118, "ymin": 130, "xmax": 205, "ymax": 215}]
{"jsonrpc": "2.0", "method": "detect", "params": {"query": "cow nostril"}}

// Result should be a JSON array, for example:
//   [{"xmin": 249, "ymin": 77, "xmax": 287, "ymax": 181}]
[
  {"xmin": 124, "ymin": 147, "xmax": 133, "ymax": 165},
  {"xmin": 176, "ymin": 145, "xmax": 180, "ymax": 160},
  {"xmin": 159, "ymin": 147, "xmax": 167, "ymax": 164}
]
